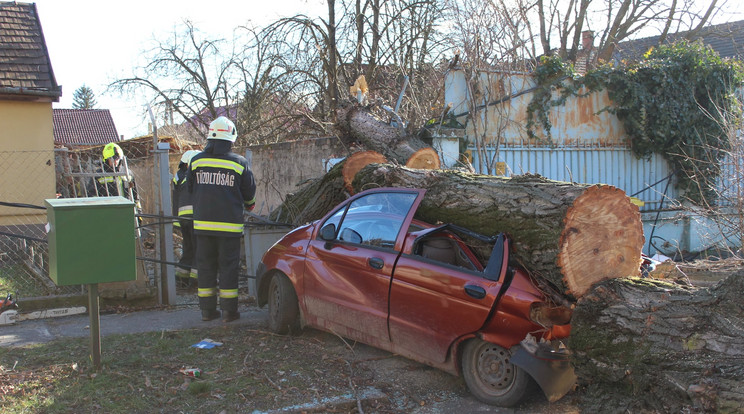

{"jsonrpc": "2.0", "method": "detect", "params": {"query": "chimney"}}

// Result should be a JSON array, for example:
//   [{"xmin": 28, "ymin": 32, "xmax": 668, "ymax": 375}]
[{"xmin": 582, "ymin": 30, "xmax": 594, "ymax": 50}]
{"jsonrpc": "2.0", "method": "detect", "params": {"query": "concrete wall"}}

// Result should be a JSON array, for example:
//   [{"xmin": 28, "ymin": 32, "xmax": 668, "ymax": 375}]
[
  {"xmin": 243, "ymin": 137, "xmax": 349, "ymax": 215},
  {"xmin": 0, "ymin": 101, "xmax": 55, "ymax": 225}
]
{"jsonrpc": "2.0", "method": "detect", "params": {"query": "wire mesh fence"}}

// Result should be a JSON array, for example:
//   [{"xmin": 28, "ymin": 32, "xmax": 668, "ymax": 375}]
[
  {"xmin": 0, "ymin": 146, "xmax": 168, "ymax": 303},
  {"xmin": 0, "ymin": 150, "xmax": 82, "ymax": 298}
]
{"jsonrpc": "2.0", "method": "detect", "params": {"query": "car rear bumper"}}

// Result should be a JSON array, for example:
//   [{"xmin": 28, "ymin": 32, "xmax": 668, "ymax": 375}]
[{"xmin": 510, "ymin": 336, "xmax": 577, "ymax": 403}]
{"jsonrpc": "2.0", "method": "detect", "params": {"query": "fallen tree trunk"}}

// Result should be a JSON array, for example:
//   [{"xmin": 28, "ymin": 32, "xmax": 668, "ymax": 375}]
[
  {"xmin": 269, "ymin": 161, "xmax": 350, "ymax": 225},
  {"xmin": 351, "ymin": 164, "xmax": 644, "ymax": 299},
  {"xmin": 569, "ymin": 273, "xmax": 744, "ymax": 413},
  {"xmin": 271, "ymin": 162, "xmax": 644, "ymax": 300}
]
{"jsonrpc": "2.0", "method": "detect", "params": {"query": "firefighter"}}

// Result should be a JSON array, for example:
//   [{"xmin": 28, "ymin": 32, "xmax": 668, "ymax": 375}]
[
  {"xmin": 96, "ymin": 142, "xmax": 137, "ymax": 201},
  {"xmin": 172, "ymin": 149, "xmax": 201, "ymax": 288},
  {"xmin": 188, "ymin": 117, "xmax": 256, "ymax": 322}
]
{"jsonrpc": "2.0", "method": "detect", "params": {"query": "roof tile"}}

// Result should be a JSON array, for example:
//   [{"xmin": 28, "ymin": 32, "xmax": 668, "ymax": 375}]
[
  {"xmin": 0, "ymin": 1, "xmax": 61, "ymax": 99},
  {"xmin": 53, "ymin": 109, "xmax": 121, "ymax": 146},
  {"xmin": 616, "ymin": 20, "xmax": 744, "ymax": 62}
]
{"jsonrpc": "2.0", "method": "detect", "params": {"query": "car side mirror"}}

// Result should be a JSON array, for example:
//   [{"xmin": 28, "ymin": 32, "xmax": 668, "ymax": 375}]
[{"xmin": 320, "ymin": 223, "xmax": 337, "ymax": 241}]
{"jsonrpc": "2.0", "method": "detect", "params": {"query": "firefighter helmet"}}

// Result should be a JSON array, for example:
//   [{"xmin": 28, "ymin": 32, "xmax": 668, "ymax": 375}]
[
  {"xmin": 102, "ymin": 143, "xmax": 124, "ymax": 161},
  {"xmin": 180, "ymin": 149, "xmax": 200, "ymax": 164},
  {"xmin": 207, "ymin": 116, "xmax": 237, "ymax": 142}
]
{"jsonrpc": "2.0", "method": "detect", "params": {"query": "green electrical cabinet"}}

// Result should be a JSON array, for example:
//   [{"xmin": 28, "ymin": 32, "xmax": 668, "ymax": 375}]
[{"xmin": 45, "ymin": 196, "xmax": 137, "ymax": 286}]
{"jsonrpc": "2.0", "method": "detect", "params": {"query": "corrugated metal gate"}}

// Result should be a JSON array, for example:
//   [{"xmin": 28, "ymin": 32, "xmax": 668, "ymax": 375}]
[{"xmin": 469, "ymin": 146, "xmax": 676, "ymax": 211}]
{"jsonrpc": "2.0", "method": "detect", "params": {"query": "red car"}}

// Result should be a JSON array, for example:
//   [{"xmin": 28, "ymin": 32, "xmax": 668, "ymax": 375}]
[{"xmin": 256, "ymin": 188, "xmax": 575, "ymax": 406}]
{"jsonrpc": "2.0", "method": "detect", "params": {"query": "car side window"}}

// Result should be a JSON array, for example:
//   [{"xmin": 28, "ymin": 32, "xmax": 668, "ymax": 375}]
[{"xmin": 329, "ymin": 192, "xmax": 417, "ymax": 249}]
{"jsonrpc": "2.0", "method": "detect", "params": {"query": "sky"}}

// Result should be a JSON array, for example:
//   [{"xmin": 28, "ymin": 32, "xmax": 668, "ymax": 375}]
[{"xmin": 33, "ymin": 0, "xmax": 326, "ymax": 138}]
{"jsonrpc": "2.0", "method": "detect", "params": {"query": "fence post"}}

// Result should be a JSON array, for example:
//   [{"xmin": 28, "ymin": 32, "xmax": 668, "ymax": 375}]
[{"xmin": 157, "ymin": 142, "xmax": 176, "ymax": 305}]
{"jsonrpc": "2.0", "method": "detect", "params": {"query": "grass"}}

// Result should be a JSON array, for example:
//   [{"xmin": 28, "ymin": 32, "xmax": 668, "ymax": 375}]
[
  {"xmin": 0, "ymin": 264, "xmax": 56, "ymax": 299},
  {"xmin": 0, "ymin": 324, "xmax": 394, "ymax": 413}
]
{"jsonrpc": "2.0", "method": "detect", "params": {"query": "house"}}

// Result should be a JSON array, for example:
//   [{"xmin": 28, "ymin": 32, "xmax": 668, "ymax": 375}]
[
  {"xmin": 614, "ymin": 20, "xmax": 744, "ymax": 62},
  {"xmin": 53, "ymin": 108, "xmax": 121, "ymax": 148},
  {"xmin": 0, "ymin": 2, "xmax": 62, "ymax": 226},
  {"xmin": 440, "ymin": 21, "xmax": 744, "ymax": 258}
]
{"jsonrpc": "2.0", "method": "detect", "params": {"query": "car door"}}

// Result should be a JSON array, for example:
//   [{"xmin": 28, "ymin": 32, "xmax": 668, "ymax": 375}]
[
  {"xmin": 388, "ymin": 236, "xmax": 509, "ymax": 364},
  {"xmin": 301, "ymin": 188, "xmax": 424, "ymax": 349}
]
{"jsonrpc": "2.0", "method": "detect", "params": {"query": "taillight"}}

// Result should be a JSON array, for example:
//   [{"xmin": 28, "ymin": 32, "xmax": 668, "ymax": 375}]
[{"xmin": 529, "ymin": 303, "xmax": 572, "ymax": 327}]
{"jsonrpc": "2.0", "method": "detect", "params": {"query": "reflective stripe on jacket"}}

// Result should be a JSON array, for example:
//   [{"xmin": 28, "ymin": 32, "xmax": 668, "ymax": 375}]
[{"xmin": 188, "ymin": 148, "xmax": 256, "ymax": 238}]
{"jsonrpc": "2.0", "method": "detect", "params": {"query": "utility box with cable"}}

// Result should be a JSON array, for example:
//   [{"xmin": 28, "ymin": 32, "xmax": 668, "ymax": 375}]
[{"xmin": 45, "ymin": 196, "xmax": 137, "ymax": 286}]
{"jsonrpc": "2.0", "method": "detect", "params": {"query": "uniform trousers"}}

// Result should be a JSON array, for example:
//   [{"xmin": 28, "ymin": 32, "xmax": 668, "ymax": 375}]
[{"xmin": 196, "ymin": 235, "xmax": 241, "ymax": 313}]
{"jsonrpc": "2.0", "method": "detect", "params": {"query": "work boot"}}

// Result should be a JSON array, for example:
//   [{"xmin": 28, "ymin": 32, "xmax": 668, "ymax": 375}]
[
  {"xmin": 201, "ymin": 310, "xmax": 220, "ymax": 321},
  {"xmin": 222, "ymin": 311, "xmax": 240, "ymax": 323}
]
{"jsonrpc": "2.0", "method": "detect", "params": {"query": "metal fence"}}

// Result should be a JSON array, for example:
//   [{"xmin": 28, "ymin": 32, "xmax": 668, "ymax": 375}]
[{"xmin": 0, "ymin": 147, "xmax": 164, "ymax": 305}]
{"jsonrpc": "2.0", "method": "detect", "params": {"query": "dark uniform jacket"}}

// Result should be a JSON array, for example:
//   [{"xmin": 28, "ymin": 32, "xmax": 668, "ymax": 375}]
[
  {"xmin": 172, "ymin": 166, "xmax": 193, "ymax": 226},
  {"xmin": 188, "ymin": 140, "xmax": 256, "ymax": 237}
]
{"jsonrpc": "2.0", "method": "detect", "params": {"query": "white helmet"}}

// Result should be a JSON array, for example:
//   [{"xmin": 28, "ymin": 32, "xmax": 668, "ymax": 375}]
[
  {"xmin": 180, "ymin": 149, "xmax": 200, "ymax": 164},
  {"xmin": 207, "ymin": 116, "xmax": 237, "ymax": 142}
]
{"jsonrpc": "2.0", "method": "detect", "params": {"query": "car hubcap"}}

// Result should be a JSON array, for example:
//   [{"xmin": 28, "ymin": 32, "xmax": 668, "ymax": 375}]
[{"xmin": 476, "ymin": 343, "xmax": 515, "ymax": 394}]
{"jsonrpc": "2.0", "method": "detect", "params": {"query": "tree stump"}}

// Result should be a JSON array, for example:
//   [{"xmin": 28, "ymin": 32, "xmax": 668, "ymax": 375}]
[{"xmin": 570, "ymin": 273, "xmax": 744, "ymax": 413}]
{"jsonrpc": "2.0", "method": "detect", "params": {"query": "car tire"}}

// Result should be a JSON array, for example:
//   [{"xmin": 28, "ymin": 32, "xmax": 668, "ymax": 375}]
[
  {"xmin": 461, "ymin": 338, "xmax": 529, "ymax": 407},
  {"xmin": 267, "ymin": 273, "xmax": 300, "ymax": 335}
]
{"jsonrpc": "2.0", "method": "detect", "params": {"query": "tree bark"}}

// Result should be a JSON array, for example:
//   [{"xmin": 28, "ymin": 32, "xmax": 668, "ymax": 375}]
[
  {"xmin": 569, "ymin": 273, "xmax": 744, "ymax": 413},
  {"xmin": 351, "ymin": 164, "xmax": 644, "ymax": 299}
]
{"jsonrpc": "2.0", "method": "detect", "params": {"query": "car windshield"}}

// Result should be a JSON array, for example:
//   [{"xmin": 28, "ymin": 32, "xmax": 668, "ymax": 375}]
[{"xmin": 323, "ymin": 192, "xmax": 417, "ymax": 249}]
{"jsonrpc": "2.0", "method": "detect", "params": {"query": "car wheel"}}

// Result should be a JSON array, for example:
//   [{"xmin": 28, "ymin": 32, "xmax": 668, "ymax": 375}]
[
  {"xmin": 461, "ymin": 339, "xmax": 529, "ymax": 407},
  {"xmin": 267, "ymin": 273, "xmax": 299, "ymax": 335}
]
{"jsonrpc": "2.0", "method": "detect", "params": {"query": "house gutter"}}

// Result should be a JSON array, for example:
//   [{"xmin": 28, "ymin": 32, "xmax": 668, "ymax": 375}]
[{"xmin": 0, "ymin": 87, "xmax": 62, "ymax": 101}]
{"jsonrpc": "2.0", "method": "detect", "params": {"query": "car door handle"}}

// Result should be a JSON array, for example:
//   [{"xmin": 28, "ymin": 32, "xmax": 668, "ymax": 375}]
[
  {"xmin": 368, "ymin": 257, "xmax": 384, "ymax": 269},
  {"xmin": 464, "ymin": 284, "xmax": 486, "ymax": 299}
]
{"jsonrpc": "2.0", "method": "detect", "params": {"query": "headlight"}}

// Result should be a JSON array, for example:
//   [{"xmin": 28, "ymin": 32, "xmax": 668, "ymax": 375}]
[{"xmin": 529, "ymin": 303, "xmax": 572, "ymax": 327}]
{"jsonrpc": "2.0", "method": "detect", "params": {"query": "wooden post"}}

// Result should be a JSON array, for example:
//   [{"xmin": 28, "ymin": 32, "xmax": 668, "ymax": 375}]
[{"xmin": 87, "ymin": 283, "xmax": 101, "ymax": 371}]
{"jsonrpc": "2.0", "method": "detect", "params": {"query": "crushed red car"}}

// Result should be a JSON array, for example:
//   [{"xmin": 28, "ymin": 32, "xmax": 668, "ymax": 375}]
[{"xmin": 256, "ymin": 187, "xmax": 575, "ymax": 406}]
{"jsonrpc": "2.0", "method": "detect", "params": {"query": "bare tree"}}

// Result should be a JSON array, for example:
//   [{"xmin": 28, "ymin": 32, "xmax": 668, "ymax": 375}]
[
  {"xmin": 676, "ymin": 91, "xmax": 744, "ymax": 258},
  {"xmin": 448, "ymin": 0, "xmax": 726, "ymax": 65},
  {"xmin": 443, "ymin": 0, "xmax": 535, "ymax": 174},
  {"xmin": 260, "ymin": 0, "xmax": 448, "ymax": 135},
  {"xmin": 109, "ymin": 21, "xmax": 239, "ymax": 138}
]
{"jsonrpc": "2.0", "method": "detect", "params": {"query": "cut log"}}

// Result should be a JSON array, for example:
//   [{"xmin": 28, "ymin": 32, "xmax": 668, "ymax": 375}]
[
  {"xmin": 351, "ymin": 164, "xmax": 645, "ymax": 300},
  {"xmin": 405, "ymin": 147, "xmax": 440, "ymax": 169},
  {"xmin": 570, "ymin": 273, "xmax": 744, "ymax": 413},
  {"xmin": 341, "ymin": 151, "xmax": 387, "ymax": 194},
  {"xmin": 336, "ymin": 105, "xmax": 439, "ymax": 168}
]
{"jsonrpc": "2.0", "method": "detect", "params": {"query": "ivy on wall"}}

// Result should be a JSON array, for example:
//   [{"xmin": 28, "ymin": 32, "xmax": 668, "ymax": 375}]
[{"xmin": 526, "ymin": 41, "xmax": 744, "ymax": 205}]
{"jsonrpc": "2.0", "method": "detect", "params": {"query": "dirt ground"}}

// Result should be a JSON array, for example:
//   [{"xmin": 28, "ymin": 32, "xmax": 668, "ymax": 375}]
[{"xmin": 256, "ymin": 326, "xmax": 581, "ymax": 414}]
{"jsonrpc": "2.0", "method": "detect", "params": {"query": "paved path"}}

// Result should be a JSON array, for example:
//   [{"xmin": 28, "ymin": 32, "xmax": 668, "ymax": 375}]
[{"xmin": 0, "ymin": 304, "xmax": 267, "ymax": 348}]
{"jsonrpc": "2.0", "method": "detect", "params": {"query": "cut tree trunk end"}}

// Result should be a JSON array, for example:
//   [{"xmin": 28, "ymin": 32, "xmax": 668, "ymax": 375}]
[
  {"xmin": 570, "ymin": 273, "xmax": 744, "ymax": 413},
  {"xmin": 406, "ymin": 147, "xmax": 440, "ymax": 170},
  {"xmin": 342, "ymin": 151, "xmax": 387, "ymax": 193}
]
